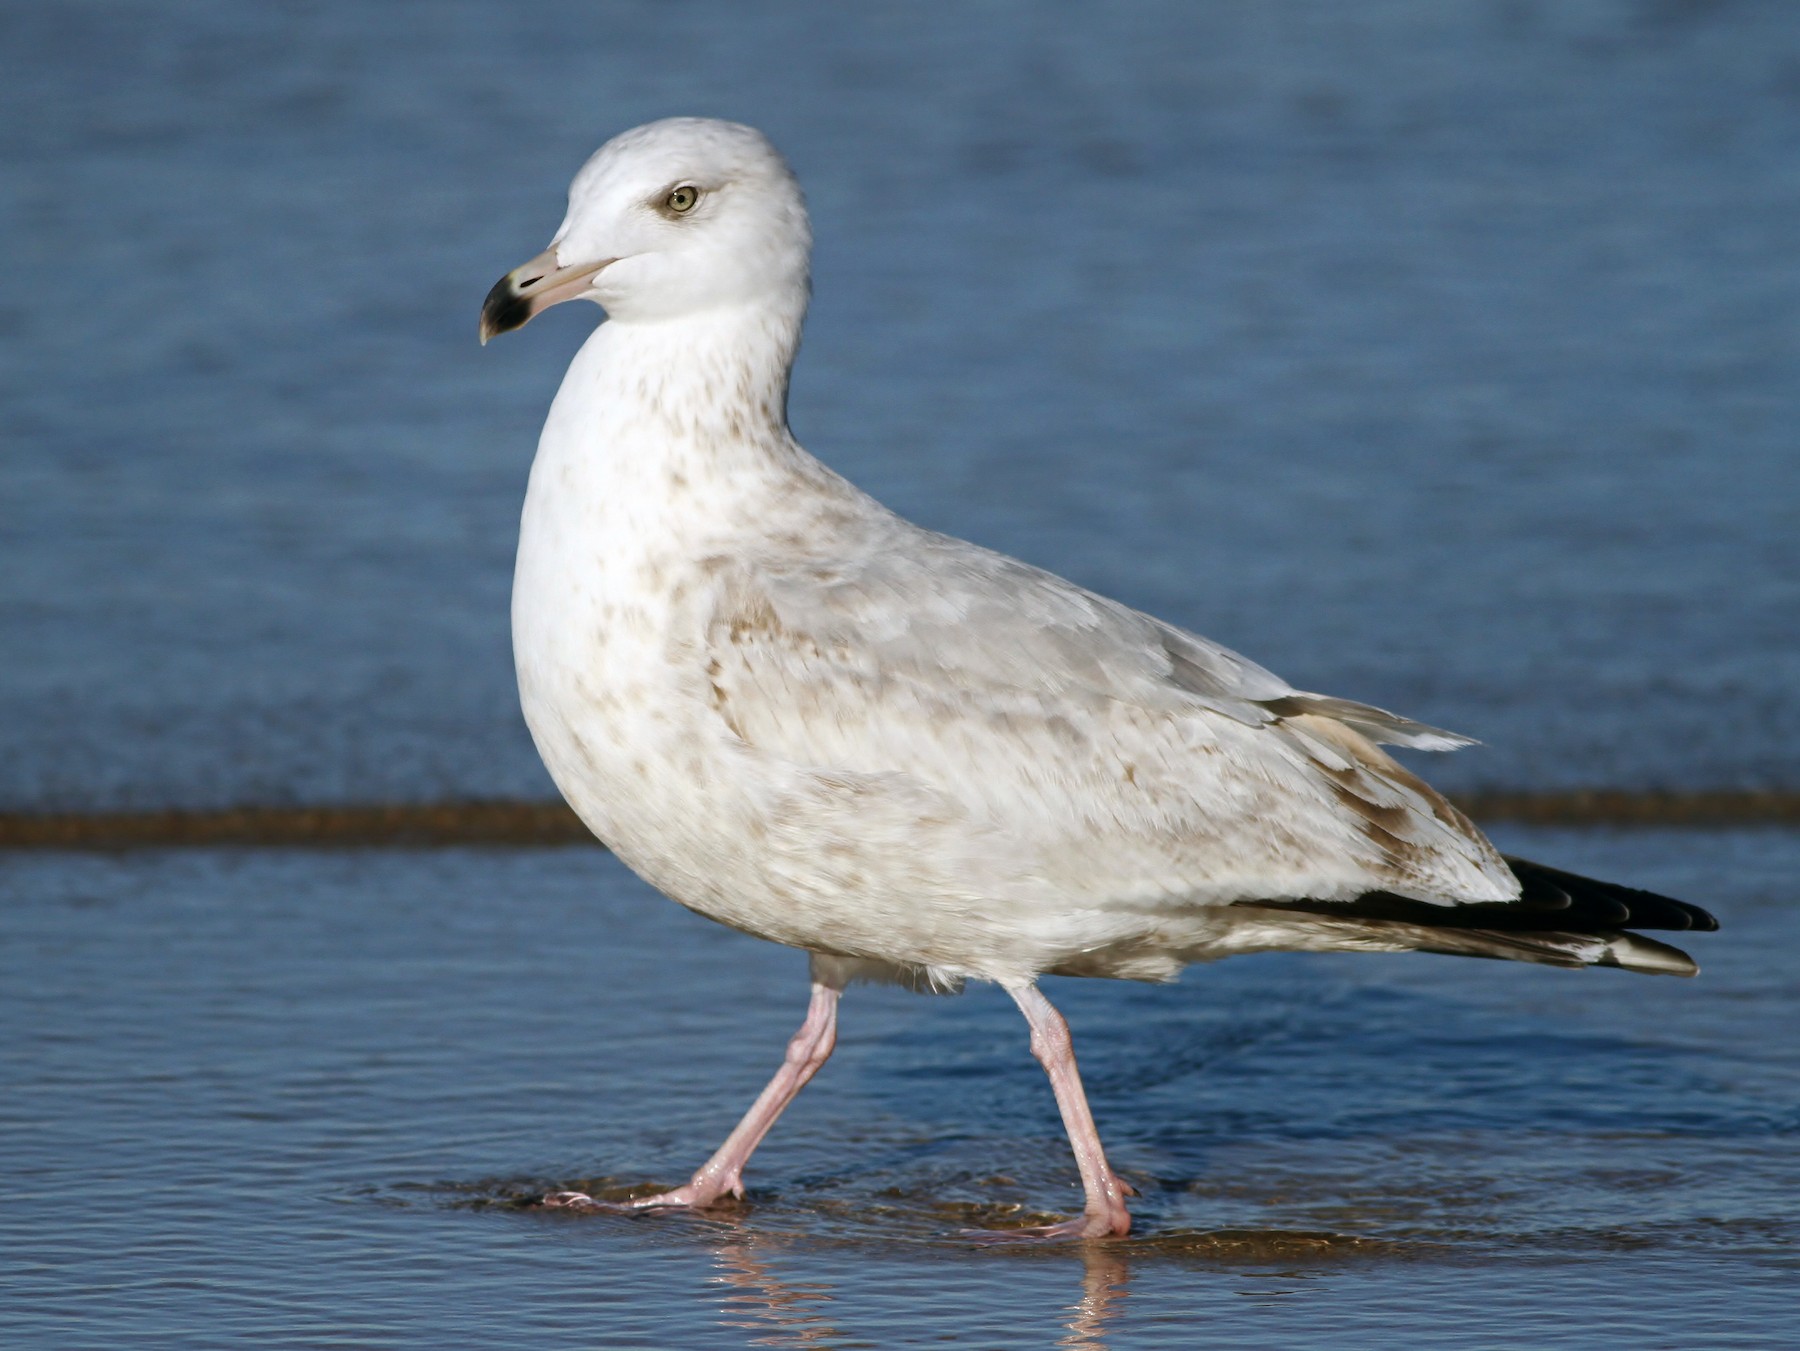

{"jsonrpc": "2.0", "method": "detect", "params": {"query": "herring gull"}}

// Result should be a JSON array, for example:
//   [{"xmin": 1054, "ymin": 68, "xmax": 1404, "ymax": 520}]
[{"xmin": 478, "ymin": 117, "xmax": 1717, "ymax": 1239}]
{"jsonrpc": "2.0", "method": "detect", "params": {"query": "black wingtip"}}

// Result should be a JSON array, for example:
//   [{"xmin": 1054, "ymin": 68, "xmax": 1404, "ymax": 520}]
[
  {"xmin": 1237, "ymin": 858, "xmax": 1719, "ymax": 964},
  {"xmin": 1502, "ymin": 856, "xmax": 1718, "ymax": 933}
]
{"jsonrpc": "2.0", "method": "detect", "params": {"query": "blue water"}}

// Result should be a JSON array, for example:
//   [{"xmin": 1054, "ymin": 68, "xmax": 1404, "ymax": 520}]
[
  {"xmin": 1, "ymin": 829, "xmax": 1795, "ymax": 1348},
  {"xmin": 4, "ymin": 2, "xmax": 1799, "ymax": 1346},
  {"xmin": 3, "ymin": 0, "xmax": 1797, "ymax": 811}
]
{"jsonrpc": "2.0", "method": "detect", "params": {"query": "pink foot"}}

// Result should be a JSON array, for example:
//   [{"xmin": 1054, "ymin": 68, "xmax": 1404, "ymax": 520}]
[
  {"xmin": 984, "ymin": 985, "xmax": 1138, "ymax": 1242},
  {"xmin": 540, "ymin": 1177, "xmax": 743, "ymax": 1212},
  {"xmin": 541, "ymin": 1190, "xmax": 609, "ymax": 1211},
  {"xmin": 541, "ymin": 983, "xmax": 840, "ymax": 1217},
  {"xmin": 965, "ymin": 1207, "xmax": 1132, "ymax": 1243}
]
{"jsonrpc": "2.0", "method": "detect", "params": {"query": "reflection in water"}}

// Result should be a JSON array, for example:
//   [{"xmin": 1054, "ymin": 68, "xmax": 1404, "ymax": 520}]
[
  {"xmin": 706, "ymin": 1231, "xmax": 1133, "ymax": 1351},
  {"xmin": 712, "ymin": 1237, "xmax": 844, "ymax": 1348},
  {"xmin": 1060, "ymin": 1247, "xmax": 1130, "ymax": 1351}
]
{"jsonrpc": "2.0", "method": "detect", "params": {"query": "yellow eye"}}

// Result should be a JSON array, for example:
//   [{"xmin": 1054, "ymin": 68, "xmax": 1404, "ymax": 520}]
[{"xmin": 664, "ymin": 185, "xmax": 700, "ymax": 214}]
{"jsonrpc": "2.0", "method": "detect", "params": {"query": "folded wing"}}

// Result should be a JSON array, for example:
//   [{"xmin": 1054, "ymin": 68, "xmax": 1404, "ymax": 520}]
[{"xmin": 700, "ymin": 516, "xmax": 1521, "ymax": 915}]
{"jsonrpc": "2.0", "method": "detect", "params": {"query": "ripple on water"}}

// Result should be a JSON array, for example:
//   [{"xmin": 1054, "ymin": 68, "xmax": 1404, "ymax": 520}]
[{"xmin": 2, "ymin": 838, "xmax": 1797, "ymax": 1349}]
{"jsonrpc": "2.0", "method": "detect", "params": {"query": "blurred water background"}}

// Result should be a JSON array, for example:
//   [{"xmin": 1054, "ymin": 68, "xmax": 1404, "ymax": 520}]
[{"xmin": 2, "ymin": 1, "xmax": 1797, "ymax": 1347}]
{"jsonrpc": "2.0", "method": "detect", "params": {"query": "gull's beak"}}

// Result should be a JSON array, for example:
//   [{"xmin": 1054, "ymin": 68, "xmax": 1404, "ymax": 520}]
[{"xmin": 479, "ymin": 247, "xmax": 615, "ymax": 344}]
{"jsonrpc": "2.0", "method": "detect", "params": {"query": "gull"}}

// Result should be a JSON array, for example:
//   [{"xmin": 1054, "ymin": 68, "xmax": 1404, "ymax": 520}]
[{"xmin": 478, "ymin": 118, "xmax": 1717, "ymax": 1239}]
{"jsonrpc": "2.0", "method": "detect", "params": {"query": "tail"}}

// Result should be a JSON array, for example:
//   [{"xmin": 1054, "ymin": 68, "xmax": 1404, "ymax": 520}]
[{"xmin": 1239, "ymin": 856, "xmax": 1719, "ymax": 977}]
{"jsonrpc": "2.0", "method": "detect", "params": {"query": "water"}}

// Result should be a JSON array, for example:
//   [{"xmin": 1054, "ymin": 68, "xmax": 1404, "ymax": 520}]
[
  {"xmin": 1, "ymin": 829, "xmax": 1795, "ymax": 1348},
  {"xmin": 3, "ymin": 0, "xmax": 1798, "ymax": 810},
  {"xmin": 4, "ymin": 2, "xmax": 1799, "ymax": 1345}
]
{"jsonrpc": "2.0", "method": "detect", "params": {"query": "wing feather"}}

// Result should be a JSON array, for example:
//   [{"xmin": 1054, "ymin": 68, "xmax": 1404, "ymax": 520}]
[{"xmin": 700, "ymin": 517, "xmax": 1518, "ymax": 911}]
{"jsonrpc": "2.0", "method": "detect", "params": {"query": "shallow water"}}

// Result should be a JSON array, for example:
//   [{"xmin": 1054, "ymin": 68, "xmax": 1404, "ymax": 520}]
[{"xmin": 2, "ymin": 828, "xmax": 1794, "ymax": 1348}]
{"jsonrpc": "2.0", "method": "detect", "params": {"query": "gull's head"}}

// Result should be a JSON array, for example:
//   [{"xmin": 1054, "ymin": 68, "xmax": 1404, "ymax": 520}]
[{"xmin": 480, "ymin": 118, "xmax": 810, "ymax": 341}]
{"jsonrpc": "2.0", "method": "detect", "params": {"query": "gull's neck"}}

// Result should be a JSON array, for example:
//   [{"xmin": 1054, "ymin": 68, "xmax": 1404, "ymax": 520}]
[{"xmin": 550, "ymin": 299, "xmax": 807, "ymax": 467}]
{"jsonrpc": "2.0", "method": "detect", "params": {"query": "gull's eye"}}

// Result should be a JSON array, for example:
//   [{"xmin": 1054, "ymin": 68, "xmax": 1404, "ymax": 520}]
[{"xmin": 664, "ymin": 185, "xmax": 700, "ymax": 214}]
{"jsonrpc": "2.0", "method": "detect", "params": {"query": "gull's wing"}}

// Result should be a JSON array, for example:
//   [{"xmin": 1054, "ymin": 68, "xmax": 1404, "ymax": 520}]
[{"xmin": 700, "ymin": 514, "xmax": 1519, "ymax": 912}]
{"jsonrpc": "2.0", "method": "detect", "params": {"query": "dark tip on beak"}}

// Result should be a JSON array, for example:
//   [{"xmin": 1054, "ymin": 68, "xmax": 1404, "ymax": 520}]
[
  {"xmin": 479, "ymin": 274, "xmax": 535, "ymax": 345},
  {"xmin": 480, "ymin": 249, "xmax": 613, "ymax": 345}
]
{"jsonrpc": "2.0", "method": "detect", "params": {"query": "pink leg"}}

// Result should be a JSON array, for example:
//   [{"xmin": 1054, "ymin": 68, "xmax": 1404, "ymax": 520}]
[
  {"xmin": 1003, "ymin": 983, "xmax": 1132, "ymax": 1239},
  {"xmin": 545, "ymin": 981, "xmax": 839, "ymax": 1212}
]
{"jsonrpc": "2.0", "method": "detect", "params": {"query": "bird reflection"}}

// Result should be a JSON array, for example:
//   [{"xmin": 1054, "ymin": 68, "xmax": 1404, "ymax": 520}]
[
  {"xmin": 703, "ymin": 1229, "xmax": 1131, "ymax": 1351},
  {"xmin": 711, "ymin": 1237, "xmax": 844, "ymax": 1348},
  {"xmin": 1060, "ymin": 1246, "xmax": 1130, "ymax": 1351}
]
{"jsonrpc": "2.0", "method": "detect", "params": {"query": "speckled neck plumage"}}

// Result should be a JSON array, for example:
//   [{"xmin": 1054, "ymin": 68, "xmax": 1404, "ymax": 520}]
[{"xmin": 557, "ymin": 302, "xmax": 806, "ymax": 460}]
